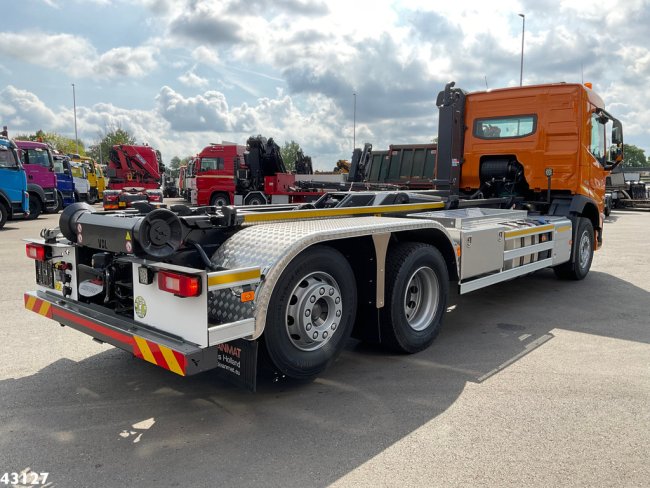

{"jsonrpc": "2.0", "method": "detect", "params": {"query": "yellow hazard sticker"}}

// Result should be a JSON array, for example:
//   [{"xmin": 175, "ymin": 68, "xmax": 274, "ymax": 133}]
[
  {"xmin": 125, "ymin": 231, "xmax": 132, "ymax": 241},
  {"xmin": 55, "ymin": 281, "xmax": 63, "ymax": 291}
]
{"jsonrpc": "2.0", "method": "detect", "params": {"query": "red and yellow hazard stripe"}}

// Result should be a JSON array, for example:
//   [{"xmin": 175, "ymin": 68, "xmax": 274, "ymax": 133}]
[
  {"xmin": 133, "ymin": 336, "xmax": 186, "ymax": 376},
  {"xmin": 24, "ymin": 294, "xmax": 53, "ymax": 319},
  {"xmin": 24, "ymin": 293, "xmax": 187, "ymax": 376}
]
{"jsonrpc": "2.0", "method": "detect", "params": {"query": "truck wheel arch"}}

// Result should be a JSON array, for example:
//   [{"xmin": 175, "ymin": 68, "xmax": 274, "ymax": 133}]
[
  {"xmin": 27, "ymin": 183, "xmax": 46, "ymax": 203},
  {"xmin": 0, "ymin": 191, "xmax": 12, "ymax": 219},
  {"xmin": 209, "ymin": 219, "xmax": 457, "ymax": 341}
]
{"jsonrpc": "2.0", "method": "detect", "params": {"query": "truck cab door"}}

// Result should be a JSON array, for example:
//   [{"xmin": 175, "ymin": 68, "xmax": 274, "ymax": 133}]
[{"xmin": 0, "ymin": 146, "xmax": 28, "ymax": 213}]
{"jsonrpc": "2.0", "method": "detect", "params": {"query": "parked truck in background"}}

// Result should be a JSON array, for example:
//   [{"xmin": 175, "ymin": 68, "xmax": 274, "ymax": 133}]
[
  {"xmin": 14, "ymin": 139, "xmax": 59, "ymax": 217},
  {"xmin": 52, "ymin": 154, "xmax": 76, "ymax": 211},
  {"xmin": 70, "ymin": 162, "xmax": 91, "ymax": 202},
  {"xmin": 24, "ymin": 81, "xmax": 623, "ymax": 389},
  {"xmin": 0, "ymin": 136, "xmax": 29, "ymax": 227},
  {"xmin": 189, "ymin": 136, "xmax": 344, "ymax": 207},
  {"xmin": 69, "ymin": 155, "xmax": 107, "ymax": 203},
  {"xmin": 102, "ymin": 145, "xmax": 164, "ymax": 209}
]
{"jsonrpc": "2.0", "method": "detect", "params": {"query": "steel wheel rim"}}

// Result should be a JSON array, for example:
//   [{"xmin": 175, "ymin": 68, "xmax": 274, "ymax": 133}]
[
  {"xmin": 403, "ymin": 266, "xmax": 439, "ymax": 331},
  {"xmin": 285, "ymin": 271, "xmax": 343, "ymax": 351},
  {"xmin": 578, "ymin": 230, "xmax": 591, "ymax": 269}
]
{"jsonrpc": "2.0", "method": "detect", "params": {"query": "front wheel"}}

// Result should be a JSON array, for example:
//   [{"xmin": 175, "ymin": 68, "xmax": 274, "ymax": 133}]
[
  {"xmin": 210, "ymin": 192, "xmax": 230, "ymax": 207},
  {"xmin": 554, "ymin": 217, "xmax": 594, "ymax": 280},
  {"xmin": 380, "ymin": 242, "xmax": 449, "ymax": 353},
  {"xmin": 27, "ymin": 196, "xmax": 42, "ymax": 220},
  {"xmin": 55, "ymin": 192, "xmax": 64, "ymax": 212},
  {"xmin": 87, "ymin": 189, "xmax": 98, "ymax": 205},
  {"xmin": 0, "ymin": 202, "xmax": 8, "ymax": 229},
  {"xmin": 263, "ymin": 245, "xmax": 357, "ymax": 379}
]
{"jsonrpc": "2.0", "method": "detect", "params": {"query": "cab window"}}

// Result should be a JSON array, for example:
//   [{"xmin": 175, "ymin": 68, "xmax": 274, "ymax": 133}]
[
  {"xmin": 474, "ymin": 115, "xmax": 537, "ymax": 139},
  {"xmin": 24, "ymin": 147, "xmax": 52, "ymax": 167},
  {"xmin": 0, "ymin": 146, "xmax": 17, "ymax": 168},
  {"xmin": 590, "ymin": 113, "xmax": 606, "ymax": 163},
  {"xmin": 201, "ymin": 157, "xmax": 225, "ymax": 171},
  {"xmin": 53, "ymin": 160, "xmax": 66, "ymax": 173}
]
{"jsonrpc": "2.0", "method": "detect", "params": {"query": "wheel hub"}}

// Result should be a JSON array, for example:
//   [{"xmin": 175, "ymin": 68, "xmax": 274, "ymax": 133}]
[
  {"xmin": 403, "ymin": 266, "xmax": 439, "ymax": 331},
  {"xmin": 285, "ymin": 272, "xmax": 343, "ymax": 351},
  {"xmin": 579, "ymin": 230, "xmax": 591, "ymax": 269}
]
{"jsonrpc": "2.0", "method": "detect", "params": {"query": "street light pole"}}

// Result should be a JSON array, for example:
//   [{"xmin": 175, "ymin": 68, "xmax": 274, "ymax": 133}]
[
  {"xmin": 72, "ymin": 83, "xmax": 79, "ymax": 154},
  {"xmin": 519, "ymin": 13, "xmax": 525, "ymax": 86},
  {"xmin": 353, "ymin": 92, "xmax": 357, "ymax": 151}
]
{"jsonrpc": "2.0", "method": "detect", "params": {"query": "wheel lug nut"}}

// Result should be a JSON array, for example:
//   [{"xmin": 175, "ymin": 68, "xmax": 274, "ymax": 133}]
[
  {"xmin": 323, "ymin": 332, "xmax": 328, "ymax": 339},
  {"xmin": 305, "ymin": 310, "xmax": 311, "ymax": 317},
  {"xmin": 319, "ymin": 287, "xmax": 325, "ymax": 295},
  {"xmin": 310, "ymin": 296, "xmax": 316, "ymax": 303},
  {"xmin": 335, "ymin": 297, "xmax": 341, "ymax": 304},
  {"xmin": 313, "ymin": 332, "xmax": 318, "ymax": 339},
  {"xmin": 336, "ymin": 310, "xmax": 341, "ymax": 317},
  {"xmin": 332, "ymin": 323, "xmax": 337, "ymax": 330},
  {"xmin": 306, "ymin": 324, "xmax": 312, "ymax": 331},
  {"xmin": 329, "ymin": 288, "xmax": 334, "ymax": 296}
]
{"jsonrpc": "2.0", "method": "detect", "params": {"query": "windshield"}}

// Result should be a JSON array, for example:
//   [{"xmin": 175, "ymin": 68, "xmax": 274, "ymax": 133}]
[
  {"xmin": 53, "ymin": 160, "xmax": 66, "ymax": 173},
  {"xmin": 24, "ymin": 147, "xmax": 53, "ymax": 168},
  {"xmin": 0, "ymin": 146, "xmax": 18, "ymax": 168},
  {"xmin": 71, "ymin": 165, "xmax": 85, "ymax": 178}
]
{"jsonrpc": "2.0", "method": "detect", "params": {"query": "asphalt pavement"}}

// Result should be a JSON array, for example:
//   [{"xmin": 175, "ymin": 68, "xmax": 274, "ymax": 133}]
[{"xmin": 0, "ymin": 207, "xmax": 648, "ymax": 487}]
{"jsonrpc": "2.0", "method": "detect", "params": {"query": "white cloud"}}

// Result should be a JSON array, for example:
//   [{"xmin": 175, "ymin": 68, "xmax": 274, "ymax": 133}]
[
  {"xmin": 0, "ymin": 32, "xmax": 157, "ymax": 80},
  {"xmin": 178, "ymin": 68, "xmax": 210, "ymax": 88},
  {"xmin": 0, "ymin": 86, "xmax": 59, "ymax": 130}
]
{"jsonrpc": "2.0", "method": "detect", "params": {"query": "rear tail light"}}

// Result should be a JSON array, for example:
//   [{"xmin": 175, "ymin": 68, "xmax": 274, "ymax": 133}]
[
  {"xmin": 105, "ymin": 193, "xmax": 118, "ymax": 202},
  {"xmin": 157, "ymin": 270, "xmax": 201, "ymax": 297},
  {"xmin": 26, "ymin": 243, "xmax": 47, "ymax": 261}
]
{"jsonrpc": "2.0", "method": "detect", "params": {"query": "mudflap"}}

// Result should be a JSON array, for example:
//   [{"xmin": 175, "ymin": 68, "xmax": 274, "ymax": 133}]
[{"xmin": 213, "ymin": 339, "xmax": 259, "ymax": 392}]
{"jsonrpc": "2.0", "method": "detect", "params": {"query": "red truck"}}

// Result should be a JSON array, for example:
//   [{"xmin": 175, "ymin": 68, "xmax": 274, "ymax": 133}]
[
  {"xmin": 103, "ymin": 145, "xmax": 164, "ymax": 210},
  {"xmin": 189, "ymin": 136, "xmax": 343, "ymax": 207}
]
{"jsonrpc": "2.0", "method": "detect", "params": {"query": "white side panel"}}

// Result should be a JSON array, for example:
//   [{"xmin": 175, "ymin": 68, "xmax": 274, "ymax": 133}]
[
  {"xmin": 552, "ymin": 222, "xmax": 572, "ymax": 265},
  {"xmin": 270, "ymin": 194, "xmax": 289, "ymax": 204},
  {"xmin": 131, "ymin": 264, "xmax": 208, "ymax": 347}
]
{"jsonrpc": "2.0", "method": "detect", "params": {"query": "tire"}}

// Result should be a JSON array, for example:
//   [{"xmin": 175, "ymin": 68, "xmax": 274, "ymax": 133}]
[
  {"xmin": 0, "ymin": 202, "xmax": 8, "ymax": 229},
  {"xmin": 380, "ymin": 242, "xmax": 449, "ymax": 353},
  {"xmin": 263, "ymin": 245, "xmax": 357, "ymax": 379},
  {"xmin": 27, "ymin": 195, "xmax": 42, "ymax": 220},
  {"xmin": 87, "ymin": 189, "xmax": 98, "ymax": 205},
  {"xmin": 554, "ymin": 217, "xmax": 594, "ymax": 280},
  {"xmin": 55, "ymin": 192, "xmax": 63, "ymax": 212},
  {"xmin": 244, "ymin": 192, "xmax": 266, "ymax": 206},
  {"xmin": 210, "ymin": 192, "xmax": 230, "ymax": 207},
  {"xmin": 604, "ymin": 205, "xmax": 611, "ymax": 217}
]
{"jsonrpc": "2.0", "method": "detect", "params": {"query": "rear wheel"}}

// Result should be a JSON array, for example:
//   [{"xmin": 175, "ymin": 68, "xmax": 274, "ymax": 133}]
[
  {"xmin": 0, "ymin": 202, "xmax": 8, "ymax": 229},
  {"xmin": 87, "ymin": 189, "xmax": 98, "ymax": 205},
  {"xmin": 380, "ymin": 242, "xmax": 449, "ymax": 353},
  {"xmin": 27, "ymin": 195, "xmax": 42, "ymax": 220},
  {"xmin": 210, "ymin": 192, "xmax": 230, "ymax": 207},
  {"xmin": 263, "ymin": 245, "xmax": 357, "ymax": 379},
  {"xmin": 55, "ymin": 192, "xmax": 63, "ymax": 212},
  {"xmin": 554, "ymin": 217, "xmax": 594, "ymax": 280}
]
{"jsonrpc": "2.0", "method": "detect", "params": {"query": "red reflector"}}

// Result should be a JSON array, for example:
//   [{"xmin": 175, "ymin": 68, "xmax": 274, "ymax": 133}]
[
  {"xmin": 26, "ymin": 243, "xmax": 46, "ymax": 261},
  {"xmin": 105, "ymin": 194, "xmax": 118, "ymax": 201},
  {"xmin": 157, "ymin": 270, "xmax": 201, "ymax": 297}
]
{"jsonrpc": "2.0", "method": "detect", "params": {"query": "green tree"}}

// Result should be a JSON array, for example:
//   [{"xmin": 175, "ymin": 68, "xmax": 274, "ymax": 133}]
[
  {"xmin": 87, "ymin": 125, "xmax": 136, "ymax": 164},
  {"xmin": 622, "ymin": 144, "xmax": 647, "ymax": 168},
  {"xmin": 14, "ymin": 130, "xmax": 85, "ymax": 155},
  {"xmin": 169, "ymin": 156, "xmax": 182, "ymax": 170},
  {"xmin": 280, "ymin": 140, "xmax": 302, "ymax": 172}
]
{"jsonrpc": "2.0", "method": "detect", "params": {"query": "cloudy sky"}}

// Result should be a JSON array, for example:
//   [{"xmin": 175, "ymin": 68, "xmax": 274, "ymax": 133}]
[{"xmin": 1, "ymin": 0, "xmax": 648, "ymax": 170}]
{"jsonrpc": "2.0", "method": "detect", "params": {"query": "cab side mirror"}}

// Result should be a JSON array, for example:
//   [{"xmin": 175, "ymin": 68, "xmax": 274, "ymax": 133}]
[{"xmin": 611, "ymin": 121, "xmax": 623, "ymax": 145}]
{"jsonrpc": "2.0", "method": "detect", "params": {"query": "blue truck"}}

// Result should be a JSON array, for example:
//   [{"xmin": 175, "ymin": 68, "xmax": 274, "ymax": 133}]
[
  {"xmin": 0, "ymin": 135, "xmax": 29, "ymax": 228},
  {"xmin": 53, "ymin": 154, "xmax": 75, "ymax": 210}
]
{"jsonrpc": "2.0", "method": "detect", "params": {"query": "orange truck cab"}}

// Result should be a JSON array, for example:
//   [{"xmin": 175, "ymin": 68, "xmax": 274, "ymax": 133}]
[{"xmin": 435, "ymin": 82, "xmax": 623, "ymax": 249}]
